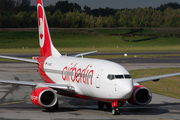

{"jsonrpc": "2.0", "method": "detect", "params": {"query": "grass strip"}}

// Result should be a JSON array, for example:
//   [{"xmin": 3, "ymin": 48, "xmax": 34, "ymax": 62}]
[
  {"xmin": 1, "ymin": 46, "xmax": 180, "ymax": 54},
  {"xmin": 0, "ymin": 28, "xmax": 180, "ymax": 53}
]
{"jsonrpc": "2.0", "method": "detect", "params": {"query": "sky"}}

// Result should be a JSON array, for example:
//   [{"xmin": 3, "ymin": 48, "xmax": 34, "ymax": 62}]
[{"xmin": 31, "ymin": 0, "xmax": 180, "ymax": 9}]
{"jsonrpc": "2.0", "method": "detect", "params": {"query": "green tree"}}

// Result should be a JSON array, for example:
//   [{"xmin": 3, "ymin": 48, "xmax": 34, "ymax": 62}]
[
  {"xmin": 16, "ymin": 11, "xmax": 34, "ymax": 27},
  {"xmin": 45, "ymin": 11, "xmax": 54, "ymax": 27},
  {"xmin": 96, "ymin": 16, "xmax": 103, "ymax": 28},
  {"xmin": 65, "ymin": 11, "xmax": 85, "ymax": 28},
  {"xmin": 115, "ymin": 10, "xmax": 121, "ymax": 20},
  {"xmin": 31, "ymin": 11, "xmax": 37, "ymax": 27},
  {"xmin": 132, "ymin": 14, "xmax": 139, "ymax": 27},
  {"xmin": 16, "ymin": 12, "xmax": 27, "ymax": 27},
  {"xmin": 52, "ymin": 10, "xmax": 63, "ymax": 27},
  {"xmin": 9, "ymin": 14, "xmax": 19, "ymax": 27},
  {"xmin": 118, "ymin": 9, "xmax": 129, "ymax": 27},
  {"xmin": 45, "ymin": 5, "xmax": 56, "ymax": 15},
  {"xmin": 142, "ymin": 8, "xmax": 154, "ymax": 27},
  {"xmin": 156, "ymin": 2, "xmax": 180, "ymax": 12},
  {"xmin": 0, "ymin": 11, "xmax": 2, "ymax": 28},
  {"xmin": 163, "ymin": 7, "xmax": 174, "ymax": 27},
  {"xmin": 89, "ymin": 15, "xmax": 95, "ymax": 28},
  {"xmin": 105, "ymin": 15, "xmax": 116, "ymax": 27},
  {"xmin": 84, "ymin": 5, "xmax": 91, "ymax": 15},
  {"xmin": 132, "ymin": 7, "xmax": 143, "ymax": 27}
]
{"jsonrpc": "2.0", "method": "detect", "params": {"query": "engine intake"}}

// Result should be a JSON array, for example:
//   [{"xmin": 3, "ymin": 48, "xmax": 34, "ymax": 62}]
[
  {"xmin": 127, "ymin": 85, "xmax": 152, "ymax": 105},
  {"xmin": 31, "ymin": 87, "xmax": 57, "ymax": 107}
]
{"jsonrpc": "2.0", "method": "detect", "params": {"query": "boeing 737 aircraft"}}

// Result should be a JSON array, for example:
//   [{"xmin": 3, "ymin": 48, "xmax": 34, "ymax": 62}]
[{"xmin": 0, "ymin": 0, "xmax": 180, "ymax": 115}]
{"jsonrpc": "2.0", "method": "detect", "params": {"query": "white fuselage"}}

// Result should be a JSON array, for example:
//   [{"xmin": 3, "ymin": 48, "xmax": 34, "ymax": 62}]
[{"xmin": 43, "ymin": 56, "xmax": 133, "ymax": 102}]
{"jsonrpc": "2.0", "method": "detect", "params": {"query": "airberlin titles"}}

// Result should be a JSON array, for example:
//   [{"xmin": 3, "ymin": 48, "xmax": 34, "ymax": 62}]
[{"xmin": 45, "ymin": 63, "xmax": 94, "ymax": 85}]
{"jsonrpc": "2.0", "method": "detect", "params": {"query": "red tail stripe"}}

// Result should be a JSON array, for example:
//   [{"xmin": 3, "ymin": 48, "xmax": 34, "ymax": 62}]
[{"xmin": 37, "ymin": 0, "xmax": 52, "ymax": 57}]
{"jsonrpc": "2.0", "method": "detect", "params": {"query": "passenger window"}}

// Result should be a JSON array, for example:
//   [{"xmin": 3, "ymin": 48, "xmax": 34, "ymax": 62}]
[
  {"xmin": 124, "ymin": 75, "xmax": 131, "ymax": 78},
  {"xmin": 115, "ymin": 75, "xmax": 124, "ymax": 79}
]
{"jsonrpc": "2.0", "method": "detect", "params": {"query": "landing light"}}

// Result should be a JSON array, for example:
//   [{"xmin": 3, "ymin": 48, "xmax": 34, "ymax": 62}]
[{"xmin": 68, "ymin": 86, "xmax": 75, "ymax": 90}]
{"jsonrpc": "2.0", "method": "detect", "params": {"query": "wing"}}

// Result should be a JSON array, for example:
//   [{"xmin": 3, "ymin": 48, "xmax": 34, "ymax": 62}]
[
  {"xmin": 0, "ymin": 55, "xmax": 38, "ymax": 64},
  {"xmin": 0, "ymin": 55, "xmax": 75, "ymax": 92},
  {"xmin": 71, "ymin": 51, "xmax": 98, "ymax": 57},
  {"xmin": 0, "ymin": 79, "xmax": 75, "ymax": 92},
  {"xmin": 133, "ymin": 72, "xmax": 180, "ymax": 83}
]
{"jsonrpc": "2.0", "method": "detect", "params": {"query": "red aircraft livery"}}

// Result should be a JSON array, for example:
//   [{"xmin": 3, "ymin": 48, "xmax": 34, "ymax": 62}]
[
  {"xmin": 62, "ymin": 63, "xmax": 94, "ymax": 85},
  {"xmin": 0, "ymin": 0, "xmax": 180, "ymax": 115}
]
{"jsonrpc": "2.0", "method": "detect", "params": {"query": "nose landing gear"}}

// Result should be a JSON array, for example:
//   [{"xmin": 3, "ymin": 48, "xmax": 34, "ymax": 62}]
[
  {"xmin": 112, "ymin": 107, "xmax": 120, "ymax": 115},
  {"xmin": 111, "ymin": 101, "xmax": 121, "ymax": 115},
  {"xmin": 98, "ymin": 101, "xmax": 121, "ymax": 115}
]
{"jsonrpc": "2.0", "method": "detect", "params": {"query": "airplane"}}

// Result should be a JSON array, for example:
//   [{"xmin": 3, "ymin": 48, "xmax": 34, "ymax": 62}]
[{"xmin": 0, "ymin": 0, "xmax": 180, "ymax": 115}]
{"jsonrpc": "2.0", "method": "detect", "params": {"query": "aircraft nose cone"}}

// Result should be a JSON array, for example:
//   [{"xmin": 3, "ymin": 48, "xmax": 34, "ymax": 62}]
[{"xmin": 117, "ymin": 79, "xmax": 133, "ymax": 99}]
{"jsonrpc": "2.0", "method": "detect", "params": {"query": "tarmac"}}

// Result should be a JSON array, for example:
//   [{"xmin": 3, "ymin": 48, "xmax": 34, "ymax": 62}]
[{"xmin": 0, "ymin": 57, "xmax": 180, "ymax": 119}]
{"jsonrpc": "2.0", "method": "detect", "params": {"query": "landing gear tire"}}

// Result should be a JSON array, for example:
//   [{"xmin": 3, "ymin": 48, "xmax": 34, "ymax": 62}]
[
  {"xmin": 98, "ymin": 101, "xmax": 104, "ymax": 109},
  {"xmin": 112, "ymin": 107, "xmax": 120, "ymax": 115},
  {"xmin": 116, "ymin": 108, "xmax": 120, "ymax": 115},
  {"xmin": 112, "ymin": 108, "xmax": 116, "ymax": 115}
]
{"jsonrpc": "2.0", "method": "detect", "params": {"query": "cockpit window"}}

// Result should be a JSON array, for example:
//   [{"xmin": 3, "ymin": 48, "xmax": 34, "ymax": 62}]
[
  {"xmin": 111, "ymin": 75, "xmax": 115, "ymax": 80},
  {"xmin": 115, "ymin": 75, "xmax": 124, "ymax": 79},
  {"xmin": 124, "ymin": 75, "xmax": 131, "ymax": 78},
  {"xmin": 107, "ymin": 74, "xmax": 131, "ymax": 80},
  {"xmin": 107, "ymin": 74, "xmax": 115, "ymax": 80},
  {"xmin": 107, "ymin": 75, "xmax": 111, "ymax": 79}
]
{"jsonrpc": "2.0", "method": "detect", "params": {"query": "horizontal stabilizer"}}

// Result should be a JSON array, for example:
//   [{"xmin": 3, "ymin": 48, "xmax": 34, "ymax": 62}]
[{"xmin": 0, "ymin": 55, "xmax": 38, "ymax": 63}]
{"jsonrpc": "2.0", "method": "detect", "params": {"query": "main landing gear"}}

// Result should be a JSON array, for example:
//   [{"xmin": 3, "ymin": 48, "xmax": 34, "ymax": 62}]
[{"xmin": 98, "ymin": 101, "xmax": 121, "ymax": 115}]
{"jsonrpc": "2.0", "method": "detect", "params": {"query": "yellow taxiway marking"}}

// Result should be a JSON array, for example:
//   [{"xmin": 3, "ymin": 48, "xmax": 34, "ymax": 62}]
[{"xmin": 0, "ymin": 100, "xmax": 31, "ymax": 106}]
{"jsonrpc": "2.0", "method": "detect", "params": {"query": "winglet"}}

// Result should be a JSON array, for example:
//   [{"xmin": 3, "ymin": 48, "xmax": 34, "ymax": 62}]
[{"xmin": 37, "ymin": 0, "xmax": 61, "ymax": 57}]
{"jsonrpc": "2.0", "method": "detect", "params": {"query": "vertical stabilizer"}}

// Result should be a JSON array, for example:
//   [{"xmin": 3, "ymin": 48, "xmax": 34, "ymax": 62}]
[{"xmin": 37, "ymin": 0, "xmax": 61, "ymax": 57}]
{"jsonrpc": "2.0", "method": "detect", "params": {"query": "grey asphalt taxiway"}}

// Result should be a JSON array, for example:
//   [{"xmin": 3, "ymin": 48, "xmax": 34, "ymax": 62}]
[{"xmin": 0, "ymin": 55, "xmax": 180, "ymax": 119}]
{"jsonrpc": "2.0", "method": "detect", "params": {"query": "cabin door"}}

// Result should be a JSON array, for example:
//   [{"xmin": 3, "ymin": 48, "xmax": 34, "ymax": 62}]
[{"xmin": 95, "ymin": 69, "xmax": 103, "ymax": 88}]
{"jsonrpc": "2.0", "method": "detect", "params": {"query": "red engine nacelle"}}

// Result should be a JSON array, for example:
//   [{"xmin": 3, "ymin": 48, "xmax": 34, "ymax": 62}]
[
  {"xmin": 31, "ymin": 87, "xmax": 57, "ymax": 107},
  {"xmin": 127, "ymin": 85, "xmax": 152, "ymax": 105}
]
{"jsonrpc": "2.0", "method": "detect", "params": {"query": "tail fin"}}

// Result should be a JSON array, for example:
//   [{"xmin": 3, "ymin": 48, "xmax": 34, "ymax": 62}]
[{"xmin": 37, "ymin": 0, "xmax": 61, "ymax": 57}]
